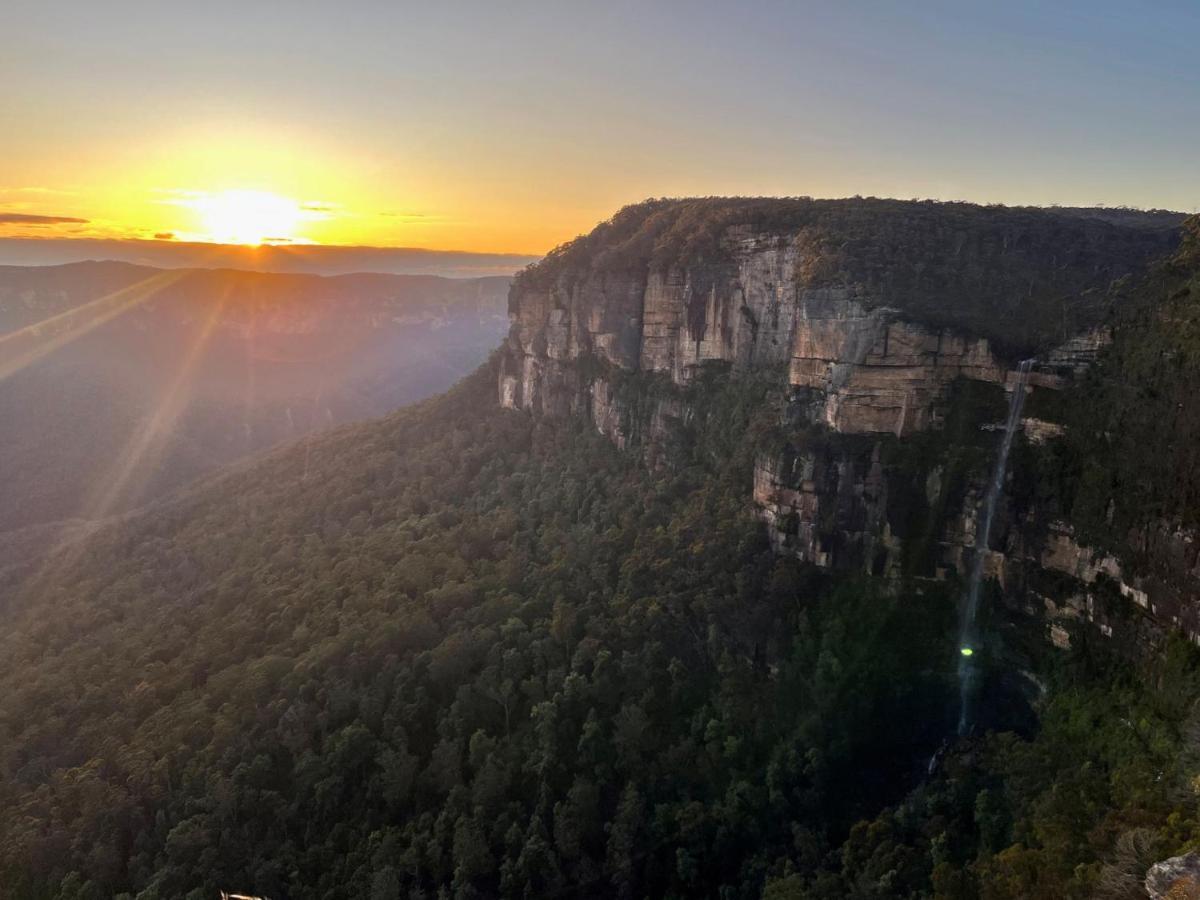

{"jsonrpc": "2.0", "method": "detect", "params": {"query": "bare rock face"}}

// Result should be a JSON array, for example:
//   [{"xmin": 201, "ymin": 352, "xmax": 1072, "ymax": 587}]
[
  {"xmin": 753, "ymin": 443, "xmax": 895, "ymax": 572},
  {"xmin": 1044, "ymin": 325, "xmax": 1112, "ymax": 372},
  {"xmin": 788, "ymin": 292, "xmax": 1005, "ymax": 435},
  {"xmin": 501, "ymin": 229, "xmax": 809, "ymax": 416},
  {"xmin": 1146, "ymin": 853, "xmax": 1200, "ymax": 899},
  {"xmin": 589, "ymin": 378, "xmax": 626, "ymax": 449},
  {"xmin": 641, "ymin": 228, "xmax": 803, "ymax": 378},
  {"xmin": 501, "ymin": 226, "xmax": 1023, "ymax": 440},
  {"xmin": 1021, "ymin": 418, "xmax": 1066, "ymax": 444}
]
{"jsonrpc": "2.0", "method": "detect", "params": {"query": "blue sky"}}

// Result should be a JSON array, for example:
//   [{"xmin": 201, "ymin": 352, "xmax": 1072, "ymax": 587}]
[{"xmin": 2, "ymin": 0, "xmax": 1197, "ymax": 252}]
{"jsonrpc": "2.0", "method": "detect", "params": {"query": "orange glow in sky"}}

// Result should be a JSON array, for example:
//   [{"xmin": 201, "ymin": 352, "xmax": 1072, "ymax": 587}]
[{"xmin": 0, "ymin": 126, "xmax": 587, "ymax": 254}]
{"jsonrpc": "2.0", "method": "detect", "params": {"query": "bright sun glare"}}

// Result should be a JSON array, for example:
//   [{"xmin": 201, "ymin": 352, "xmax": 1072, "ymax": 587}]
[{"xmin": 188, "ymin": 189, "xmax": 305, "ymax": 245}]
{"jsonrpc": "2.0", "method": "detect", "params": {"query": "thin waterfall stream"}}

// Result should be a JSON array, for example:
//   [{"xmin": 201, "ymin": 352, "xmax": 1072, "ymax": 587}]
[{"xmin": 956, "ymin": 358, "xmax": 1035, "ymax": 737}]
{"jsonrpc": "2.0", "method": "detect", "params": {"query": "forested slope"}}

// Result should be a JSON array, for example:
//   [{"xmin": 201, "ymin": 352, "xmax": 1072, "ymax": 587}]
[
  {"xmin": 5, "ymin": 354, "xmax": 1200, "ymax": 900},
  {"xmin": 1050, "ymin": 216, "xmax": 1200, "ymax": 538},
  {"xmin": 0, "ymin": 359, "xmax": 953, "ymax": 898}
]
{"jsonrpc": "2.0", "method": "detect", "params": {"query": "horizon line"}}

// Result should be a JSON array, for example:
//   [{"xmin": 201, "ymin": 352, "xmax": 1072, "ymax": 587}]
[{"xmin": 0, "ymin": 233, "xmax": 546, "ymax": 259}]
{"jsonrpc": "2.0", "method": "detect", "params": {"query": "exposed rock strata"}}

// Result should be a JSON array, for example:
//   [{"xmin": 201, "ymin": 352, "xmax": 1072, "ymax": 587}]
[
  {"xmin": 500, "ymin": 227, "xmax": 1023, "ymax": 439},
  {"xmin": 752, "ymin": 442, "xmax": 896, "ymax": 573},
  {"xmin": 787, "ymin": 297, "xmax": 1005, "ymax": 435}
]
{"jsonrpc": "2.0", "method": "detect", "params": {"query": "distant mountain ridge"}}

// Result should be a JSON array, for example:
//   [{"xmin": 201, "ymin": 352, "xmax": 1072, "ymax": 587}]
[
  {"xmin": 0, "ymin": 260, "xmax": 511, "ymax": 333},
  {"xmin": 0, "ymin": 238, "xmax": 540, "ymax": 278}
]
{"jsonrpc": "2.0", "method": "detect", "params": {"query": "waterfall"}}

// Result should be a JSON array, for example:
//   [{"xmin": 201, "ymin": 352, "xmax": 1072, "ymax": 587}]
[{"xmin": 957, "ymin": 359, "xmax": 1034, "ymax": 736}]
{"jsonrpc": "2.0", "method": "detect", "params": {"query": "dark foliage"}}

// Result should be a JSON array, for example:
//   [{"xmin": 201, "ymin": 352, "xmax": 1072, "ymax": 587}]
[
  {"xmin": 1038, "ymin": 217, "xmax": 1200, "ymax": 546},
  {"xmin": 0, "ymin": 359, "xmax": 962, "ymax": 899}
]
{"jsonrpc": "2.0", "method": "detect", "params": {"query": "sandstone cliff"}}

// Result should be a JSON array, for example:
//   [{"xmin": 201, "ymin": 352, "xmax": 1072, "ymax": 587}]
[
  {"xmin": 499, "ymin": 197, "xmax": 1186, "ymax": 652},
  {"xmin": 502, "ymin": 198, "xmax": 1169, "ymax": 426}
]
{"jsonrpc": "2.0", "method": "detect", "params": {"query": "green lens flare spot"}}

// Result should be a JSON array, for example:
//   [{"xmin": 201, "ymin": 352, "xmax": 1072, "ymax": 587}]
[{"xmin": 960, "ymin": 647, "xmax": 974, "ymax": 657}]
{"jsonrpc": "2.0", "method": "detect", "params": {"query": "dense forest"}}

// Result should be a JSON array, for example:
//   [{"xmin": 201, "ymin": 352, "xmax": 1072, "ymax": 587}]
[
  {"xmin": 1048, "ymin": 216, "xmax": 1200, "ymax": 541},
  {"xmin": 5, "ymin": 337, "xmax": 1200, "ymax": 897}
]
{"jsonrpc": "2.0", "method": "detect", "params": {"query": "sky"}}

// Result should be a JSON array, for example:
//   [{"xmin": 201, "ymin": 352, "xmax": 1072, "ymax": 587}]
[{"xmin": 2, "ymin": 0, "xmax": 1198, "ymax": 256}]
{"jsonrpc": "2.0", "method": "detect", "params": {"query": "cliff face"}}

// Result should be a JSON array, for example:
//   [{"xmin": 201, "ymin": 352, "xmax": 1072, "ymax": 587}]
[
  {"xmin": 503, "ymin": 248, "xmax": 1026, "ymax": 439},
  {"xmin": 787, "ymin": 298, "xmax": 1006, "ymax": 435},
  {"xmin": 502, "ymin": 199, "xmax": 1168, "ymax": 427},
  {"xmin": 500, "ymin": 198, "xmax": 1187, "ymax": 651}
]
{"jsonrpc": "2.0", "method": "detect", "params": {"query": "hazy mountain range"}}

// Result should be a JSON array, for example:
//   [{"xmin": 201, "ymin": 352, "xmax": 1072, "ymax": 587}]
[
  {"xmin": 0, "ymin": 238, "xmax": 540, "ymax": 278},
  {"xmin": 0, "ymin": 260, "xmax": 511, "ymax": 532}
]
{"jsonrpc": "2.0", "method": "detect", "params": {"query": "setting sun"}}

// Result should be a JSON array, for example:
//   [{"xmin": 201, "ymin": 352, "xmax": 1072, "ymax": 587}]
[{"xmin": 185, "ymin": 189, "xmax": 307, "ymax": 245}]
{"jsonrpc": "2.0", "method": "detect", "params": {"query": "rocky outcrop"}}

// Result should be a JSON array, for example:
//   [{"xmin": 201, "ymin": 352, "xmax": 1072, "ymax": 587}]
[
  {"xmin": 787, "ymin": 294, "xmax": 1005, "ymax": 435},
  {"xmin": 500, "ymin": 228, "xmax": 806, "ymax": 415},
  {"xmin": 1020, "ymin": 418, "xmax": 1066, "ymax": 444},
  {"xmin": 752, "ymin": 442, "xmax": 897, "ymax": 573},
  {"xmin": 1146, "ymin": 853, "xmax": 1200, "ymax": 899},
  {"xmin": 1043, "ymin": 325, "xmax": 1111, "ymax": 373},
  {"xmin": 642, "ymin": 228, "xmax": 802, "ymax": 377}
]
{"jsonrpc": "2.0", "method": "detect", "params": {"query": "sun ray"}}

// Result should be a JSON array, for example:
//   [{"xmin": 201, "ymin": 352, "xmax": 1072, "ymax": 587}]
[
  {"xmin": 0, "ymin": 270, "xmax": 188, "ymax": 383},
  {"xmin": 16, "ymin": 286, "xmax": 231, "ymax": 600},
  {"xmin": 78, "ymin": 287, "xmax": 230, "ymax": 521}
]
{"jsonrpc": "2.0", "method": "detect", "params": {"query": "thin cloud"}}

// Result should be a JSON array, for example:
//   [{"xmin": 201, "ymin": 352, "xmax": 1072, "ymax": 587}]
[
  {"xmin": 0, "ymin": 186, "xmax": 78, "ymax": 196},
  {"xmin": 153, "ymin": 232, "xmax": 175, "ymax": 240},
  {"xmin": 0, "ymin": 213, "xmax": 89, "ymax": 224},
  {"xmin": 380, "ymin": 211, "xmax": 451, "ymax": 222}
]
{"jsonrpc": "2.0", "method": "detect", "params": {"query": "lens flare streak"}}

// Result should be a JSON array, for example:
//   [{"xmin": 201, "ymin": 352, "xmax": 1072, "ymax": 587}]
[
  {"xmin": 0, "ymin": 270, "xmax": 188, "ymax": 383},
  {"xmin": 16, "ymin": 286, "xmax": 231, "ymax": 599}
]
